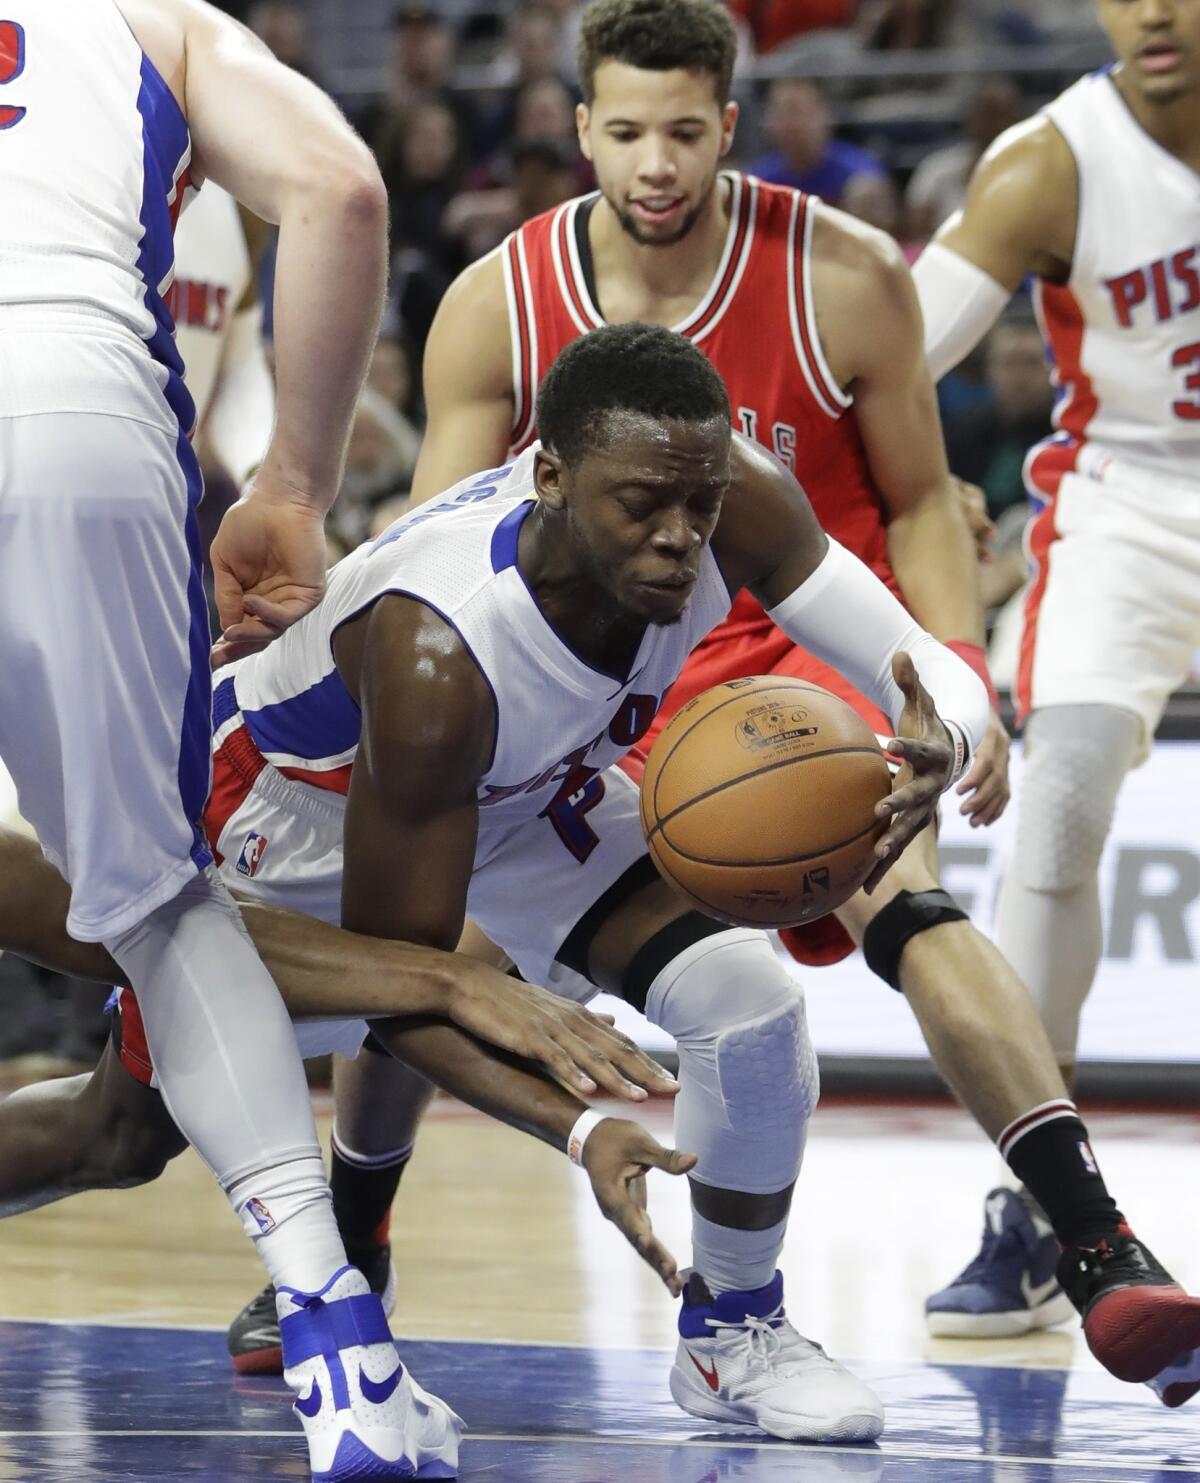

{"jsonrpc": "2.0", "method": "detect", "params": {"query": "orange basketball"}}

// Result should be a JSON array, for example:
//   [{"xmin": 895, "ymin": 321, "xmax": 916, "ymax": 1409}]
[{"xmin": 639, "ymin": 677, "xmax": 891, "ymax": 929}]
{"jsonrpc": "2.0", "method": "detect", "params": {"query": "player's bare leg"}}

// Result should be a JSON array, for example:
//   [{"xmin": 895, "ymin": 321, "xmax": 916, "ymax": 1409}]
[{"xmin": 838, "ymin": 823, "xmax": 1200, "ymax": 1392}]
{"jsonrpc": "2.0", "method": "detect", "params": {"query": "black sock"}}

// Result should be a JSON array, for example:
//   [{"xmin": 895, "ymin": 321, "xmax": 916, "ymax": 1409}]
[
  {"xmin": 1000, "ymin": 1101, "xmax": 1124, "ymax": 1249},
  {"xmin": 330, "ymin": 1134, "xmax": 412, "ymax": 1251}
]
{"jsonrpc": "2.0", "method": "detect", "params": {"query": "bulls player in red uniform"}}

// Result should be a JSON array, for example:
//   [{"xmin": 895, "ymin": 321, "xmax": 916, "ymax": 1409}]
[{"xmin": 229, "ymin": 0, "xmax": 1191, "ymax": 1411}]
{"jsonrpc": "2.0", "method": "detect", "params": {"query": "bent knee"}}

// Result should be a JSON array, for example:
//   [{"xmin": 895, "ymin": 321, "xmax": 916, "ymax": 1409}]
[{"xmin": 82, "ymin": 1102, "xmax": 183, "ymax": 1191}]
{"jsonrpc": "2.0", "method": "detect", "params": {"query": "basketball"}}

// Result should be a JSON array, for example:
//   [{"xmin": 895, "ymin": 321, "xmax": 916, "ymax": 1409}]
[{"xmin": 640, "ymin": 678, "xmax": 892, "ymax": 929}]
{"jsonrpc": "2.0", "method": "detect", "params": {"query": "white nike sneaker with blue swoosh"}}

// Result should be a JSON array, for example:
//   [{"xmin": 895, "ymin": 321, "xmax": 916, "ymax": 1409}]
[{"xmin": 278, "ymin": 1266, "xmax": 463, "ymax": 1479}]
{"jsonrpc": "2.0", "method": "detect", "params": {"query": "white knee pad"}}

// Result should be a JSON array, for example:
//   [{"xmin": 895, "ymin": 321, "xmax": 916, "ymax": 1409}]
[
  {"xmin": 646, "ymin": 929, "xmax": 818, "ymax": 1194},
  {"xmin": 1010, "ymin": 706, "xmax": 1139, "ymax": 894}
]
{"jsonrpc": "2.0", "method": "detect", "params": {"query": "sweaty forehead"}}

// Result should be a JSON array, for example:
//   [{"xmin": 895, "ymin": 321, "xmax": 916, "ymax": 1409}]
[
  {"xmin": 589, "ymin": 60, "xmax": 723, "ymax": 119},
  {"xmin": 585, "ymin": 410, "xmax": 731, "ymax": 483}
]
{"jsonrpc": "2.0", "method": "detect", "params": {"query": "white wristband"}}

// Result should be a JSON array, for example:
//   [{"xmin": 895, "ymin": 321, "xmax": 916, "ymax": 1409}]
[{"xmin": 566, "ymin": 1109, "xmax": 606, "ymax": 1167}]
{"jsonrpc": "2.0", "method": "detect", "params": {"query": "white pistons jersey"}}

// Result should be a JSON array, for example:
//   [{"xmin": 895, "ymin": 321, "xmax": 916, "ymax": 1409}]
[
  {"xmin": 224, "ymin": 448, "xmax": 732, "ymax": 858},
  {"xmin": 169, "ymin": 185, "xmax": 252, "ymax": 426},
  {"xmin": 1026, "ymin": 69, "xmax": 1200, "ymax": 500},
  {"xmin": 0, "ymin": 0, "xmax": 194, "ymax": 434}
]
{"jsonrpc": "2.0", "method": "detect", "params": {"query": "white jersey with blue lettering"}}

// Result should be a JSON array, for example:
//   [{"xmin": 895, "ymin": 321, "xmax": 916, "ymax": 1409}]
[
  {"xmin": 170, "ymin": 184, "xmax": 252, "ymax": 427},
  {"xmin": 224, "ymin": 446, "xmax": 732, "ymax": 848},
  {"xmin": 1026, "ymin": 69, "xmax": 1200, "ymax": 500},
  {"xmin": 0, "ymin": 0, "xmax": 195, "ymax": 435}
]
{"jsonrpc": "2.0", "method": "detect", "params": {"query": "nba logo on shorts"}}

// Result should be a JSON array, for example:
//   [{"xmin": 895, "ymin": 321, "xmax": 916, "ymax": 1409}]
[
  {"xmin": 245, "ymin": 1198, "xmax": 276, "ymax": 1235},
  {"xmin": 236, "ymin": 831, "xmax": 268, "ymax": 878}
]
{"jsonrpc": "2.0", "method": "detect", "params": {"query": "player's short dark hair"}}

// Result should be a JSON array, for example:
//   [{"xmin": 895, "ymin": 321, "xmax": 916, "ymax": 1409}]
[
  {"xmin": 578, "ymin": 0, "xmax": 737, "ymax": 106},
  {"xmin": 537, "ymin": 323, "xmax": 731, "ymax": 467}
]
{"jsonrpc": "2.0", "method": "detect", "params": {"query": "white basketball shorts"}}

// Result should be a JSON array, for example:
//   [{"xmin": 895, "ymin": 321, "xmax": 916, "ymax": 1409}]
[
  {"xmin": 201, "ymin": 703, "xmax": 655, "ymax": 1063},
  {"xmin": 1018, "ymin": 447, "xmax": 1200, "ymax": 764},
  {"xmin": 0, "ymin": 412, "xmax": 213, "ymax": 942}
]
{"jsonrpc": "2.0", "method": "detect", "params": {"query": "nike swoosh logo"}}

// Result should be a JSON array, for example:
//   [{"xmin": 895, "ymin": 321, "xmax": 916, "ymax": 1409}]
[
  {"xmin": 687, "ymin": 1351, "xmax": 720, "ymax": 1393},
  {"xmin": 360, "ymin": 1361, "xmax": 404, "ymax": 1406},
  {"xmin": 294, "ymin": 1379, "xmax": 322, "ymax": 1418},
  {"xmin": 1021, "ymin": 1271, "xmax": 1062, "ymax": 1308}
]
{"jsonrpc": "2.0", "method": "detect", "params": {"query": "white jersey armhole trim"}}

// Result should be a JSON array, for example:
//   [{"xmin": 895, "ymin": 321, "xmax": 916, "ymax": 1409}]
[{"xmin": 802, "ymin": 197, "xmax": 853, "ymax": 412}]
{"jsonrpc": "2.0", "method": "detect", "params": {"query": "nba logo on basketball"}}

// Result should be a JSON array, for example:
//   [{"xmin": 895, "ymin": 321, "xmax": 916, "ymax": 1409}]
[{"xmin": 236, "ymin": 832, "xmax": 268, "ymax": 878}]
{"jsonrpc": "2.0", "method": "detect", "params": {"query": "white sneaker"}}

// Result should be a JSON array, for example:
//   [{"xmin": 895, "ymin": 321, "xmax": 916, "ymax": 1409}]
[
  {"xmin": 278, "ymin": 1266, "xmax": 464, "ymax": 1479},
  {"xmin": 669, "ymin": 1271, "xmax": 884, "ymax": 1444}
]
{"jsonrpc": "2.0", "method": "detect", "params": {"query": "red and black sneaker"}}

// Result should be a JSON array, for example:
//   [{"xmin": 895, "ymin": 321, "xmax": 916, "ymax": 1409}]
[
  {"xmin": 1057, "ymin": 1225, "xmax": 1200, "ymax": 1384},
  {"xmin": 226, "ymin": 1242, "xmax": 397, "ymax": 1376}
]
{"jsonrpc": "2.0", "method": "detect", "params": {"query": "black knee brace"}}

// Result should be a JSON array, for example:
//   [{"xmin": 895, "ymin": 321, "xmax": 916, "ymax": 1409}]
[{"xmin": 861, "ymin": 889, "xmax": 967, "ymax": 991}]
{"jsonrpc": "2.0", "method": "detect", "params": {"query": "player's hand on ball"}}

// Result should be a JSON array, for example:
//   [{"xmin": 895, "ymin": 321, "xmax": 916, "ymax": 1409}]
[
  {"xmin": 956, "ymin": 710, "xmax": 1011, "ymax": 827},
  {"xmin": 582, "ymin": 1118, "xmax": 698, "ymax": 1295},
  {"xmin": 447, "ymin": 965, "xmax": 680, "ymax": 1103},
  {"xmin": 210, "ymin": 473, "xmax": 331, "ymax": 667},
  {"xmin": 865, "ymin": 652, "xmax": 954, "ymax": 893}
]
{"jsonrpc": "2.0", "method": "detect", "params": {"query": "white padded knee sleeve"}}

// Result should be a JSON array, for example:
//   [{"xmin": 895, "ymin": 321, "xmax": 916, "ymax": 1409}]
[
  {"xmin": 646, "ymin": 929, "xmax": 818, "ymax": 1195},
  {"xmin": 997, "ymin": 705, "xmax": 1140, "ymax": 1063},
  {"xmin": 1010, "ymin": 706, "xmax": 1138, "ymax": 893}
]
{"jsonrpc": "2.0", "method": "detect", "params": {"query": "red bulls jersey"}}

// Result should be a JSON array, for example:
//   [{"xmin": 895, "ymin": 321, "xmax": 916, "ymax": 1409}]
[{"xmin": 501, "ymin": 171, "xmax": 898, "ymax": 638}]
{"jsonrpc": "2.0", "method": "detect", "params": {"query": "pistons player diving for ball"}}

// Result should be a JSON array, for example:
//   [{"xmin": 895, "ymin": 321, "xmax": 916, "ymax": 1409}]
[{"xmin": 1, "ymin": 326, "xmax": 1196, "ymax": 1444}]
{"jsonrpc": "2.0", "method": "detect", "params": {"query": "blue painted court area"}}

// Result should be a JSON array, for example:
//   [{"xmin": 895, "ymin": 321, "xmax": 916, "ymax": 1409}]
[{"xmin": 1, "ymin": 1321, "xmax": 1198, "ymax": 1482}]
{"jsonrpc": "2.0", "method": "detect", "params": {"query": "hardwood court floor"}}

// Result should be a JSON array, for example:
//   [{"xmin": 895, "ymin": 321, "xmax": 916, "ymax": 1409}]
[{"xmin": 0, "ymin": 1091, "xmax": 1198, "ymax": 1481}]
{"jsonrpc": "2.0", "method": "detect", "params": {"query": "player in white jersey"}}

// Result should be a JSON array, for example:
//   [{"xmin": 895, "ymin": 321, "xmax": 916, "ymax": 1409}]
[
  {"xmin": 913, "ymin": 0, "xmax": 1200, "ymax": 1381},
  {"xmin": 0, "ymin": 1, "xmax": 470, "ymax": 1476},
  {"xmin": 4, "ymin": 324, "xmax": 1196, "ymax": 1441},
  {"xmin": 170, "ymin": 183, "xmax": 275, "ymax": 486}
]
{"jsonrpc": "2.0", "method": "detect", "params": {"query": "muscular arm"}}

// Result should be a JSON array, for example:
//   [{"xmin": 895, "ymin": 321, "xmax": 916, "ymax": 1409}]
[
  {"xmin": 408, "ymin": 253, "xmax": 517, "ymax": 505},
  {"xmin": 816, "ymin": 210, "xmax": 983, "ymax": 645},
  {"xmin": 914, "ymin": 119, "xmax": 1078, "ymax": 379},
  {"xmin": 334, "ymin": 595, "xmax": 495, "ymax": 949},
  {"xmin": 173, "ymin": 1, "xmax": 388, "ymax": 503}
]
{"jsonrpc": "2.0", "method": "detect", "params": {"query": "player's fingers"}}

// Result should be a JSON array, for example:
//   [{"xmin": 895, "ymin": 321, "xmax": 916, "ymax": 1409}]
[
  {"xmin": 882, "ymin": 737, "xmax": 948, "ymax": 776},
  {"xmin": 559, "ymin": 1008, "xmax": 679, "ymax": 1093},
  {"xmin": 553, "ymin": 1026, "xmax": 647, "ymax": 1101},
  {"xmin": 637, "ymin": 1142, "xmax": 699, "ymax": 1177},
  {"xmin": 533, "ymin": 1036, "xmax": 598, "ymax": 1097},
  {"xmin": 242, "ymin": 592, "xmax": 322, "ymax": 633}
]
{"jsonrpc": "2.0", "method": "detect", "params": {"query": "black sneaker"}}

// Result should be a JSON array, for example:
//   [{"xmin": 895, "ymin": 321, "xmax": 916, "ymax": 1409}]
[
  {"xmin": 227, "ymin": 1243, "xmax": 397, "ymax": 1375},
  {"xmin": 1057, "ymin": 1225, "xmax": 1200, "ymax": 1384}
]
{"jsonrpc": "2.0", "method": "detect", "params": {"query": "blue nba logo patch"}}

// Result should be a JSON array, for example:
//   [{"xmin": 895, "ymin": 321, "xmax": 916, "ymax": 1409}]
[
  {"xmin": 1078, "ymin": 1140, "xmax": 1099, "ymax": 1176},
  {"xmin": 236, "ymin": 831, "xmax": 268, "ymax": 878},
  {"xmin": 245, "ymin": 1198, "xmax": 276, "ymax": 1235}
]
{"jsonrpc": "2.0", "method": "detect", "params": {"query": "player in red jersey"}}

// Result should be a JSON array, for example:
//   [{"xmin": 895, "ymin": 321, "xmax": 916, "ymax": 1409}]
[{"xmin": 228, "ymin": 0, "xmax": 1184, "ymax": 1400}]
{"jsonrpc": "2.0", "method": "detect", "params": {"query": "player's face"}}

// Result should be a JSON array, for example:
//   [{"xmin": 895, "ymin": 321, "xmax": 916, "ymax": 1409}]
[
  {"xmin": 578, "ymin": 62, "xmax": 738, "ymax": 246},
  {"xmin": 543, "ymin": 414, "xmax": 732, "ymax": 625},
  {"xmin": 1099, "ymin": 0, "xmax": 1200, "ymax": 104}
]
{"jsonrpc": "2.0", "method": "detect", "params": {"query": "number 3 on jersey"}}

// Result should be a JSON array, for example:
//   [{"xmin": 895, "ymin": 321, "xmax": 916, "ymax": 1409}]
[{"xmin": 0, "ymin": 20, "xmax": 26, "ymax": 130}]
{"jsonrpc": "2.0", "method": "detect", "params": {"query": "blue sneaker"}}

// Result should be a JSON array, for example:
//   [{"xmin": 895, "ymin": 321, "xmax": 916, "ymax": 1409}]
[
  {"xmin": 279, "ymin": 1266, "xmax": 463, "ymax": 1479},
  {"xmin": 926, "ymin": 1188, "xmax": 1074, "ymax": 1338}
]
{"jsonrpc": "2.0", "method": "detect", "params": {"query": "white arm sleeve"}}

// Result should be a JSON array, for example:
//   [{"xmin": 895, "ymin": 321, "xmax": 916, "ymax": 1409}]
[
  {"xmin": 913, "ymin": 241, "xmax": 1010, "ymax": 383},
  {"xmin": 765, "ymin": 539, "xmax": 990, "ymax": 781},
  {"xmin": 204, "ymin": 303, "xmax": 276, "ymax": 486}
]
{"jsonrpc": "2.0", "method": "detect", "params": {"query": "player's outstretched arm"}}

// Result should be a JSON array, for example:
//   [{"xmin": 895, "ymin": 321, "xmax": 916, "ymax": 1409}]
[
  {"xmin": 173, "ymin": 0, "xmax": 388, "ymax": 653},
  {"xmin": 375, "ymin": 1016, "xmax": 696, "ymax": 1295},
  {"xmin": 717, "ymin": 441, "xmax": 990, "ymax": 879},
  {"xmin": 0, "ymin": 827, "xmax": 676, "ymax": 1100},
  {"xmin": 817, "ymin": 214, "xmax": 1010, "ymax": 825},
  {"xmin": 408, "ymin": 253, "xmax": 518, "ymax": 505}
]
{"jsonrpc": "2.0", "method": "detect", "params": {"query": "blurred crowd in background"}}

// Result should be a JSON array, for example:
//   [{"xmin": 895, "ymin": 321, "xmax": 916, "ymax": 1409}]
[{"xmin": 0, "ymin": 0, "xmax": 1095, "ymax": 1070}]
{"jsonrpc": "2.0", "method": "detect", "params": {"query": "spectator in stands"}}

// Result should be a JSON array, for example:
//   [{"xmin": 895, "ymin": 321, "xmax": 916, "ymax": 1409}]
[
  {"xmin": 445, "ymin": 139, "xmax": 579, "ymax": 261},
  {"xmin": 750, "ymin": 78, "xmax": 888, "ymax": 205},
  {"xmin": 906, "ymin": 77, "xmax": 1023, "ymax": 237},
  {"xmin": 859, "ymin": 0, "xmax": 966, "ymax": 49},
  {"xmin": 466, "ymin": 77, "xmax": 592, "ymax": 194},
  {"xmin": 730, "ymin": 0, "xmax": 854, "ymax": 55},
  {"xmin": 361, "ymin": 5, "xmax": 481, "ymax": 173},
  {"xmin": 840, "ymin": 170, "xmax": 923, "ymax": 263},
  {"xmin": 943, "ymin": 314, "xmax": 1054, "ymax": 519},
  {"xmin": 248, "ymin": 1, "xmax": 321, "ymax": 82},
  {"xmin": 484, "ymin": 4, "xmax": 568, "ymax": 90},
  {"xmin": 386, "ymin": 99, "xmax": 464, "ymax": 261}
]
